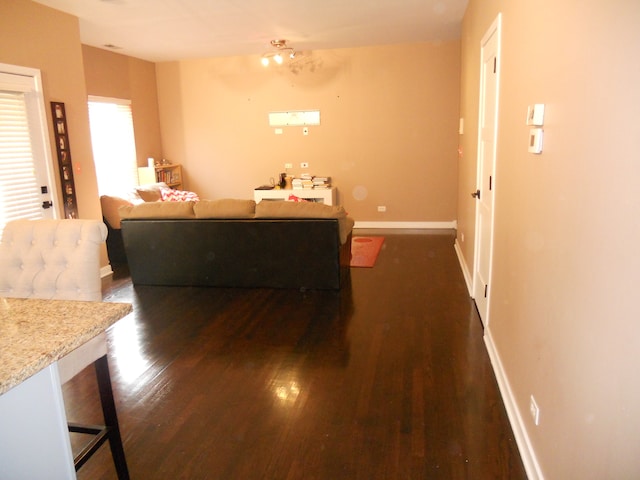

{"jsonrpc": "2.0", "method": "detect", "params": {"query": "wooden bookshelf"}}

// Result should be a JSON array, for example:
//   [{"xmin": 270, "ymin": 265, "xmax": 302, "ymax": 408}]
[{"xmin": 138, "ymin": 164, "xmax": 183, "ymax": 190}]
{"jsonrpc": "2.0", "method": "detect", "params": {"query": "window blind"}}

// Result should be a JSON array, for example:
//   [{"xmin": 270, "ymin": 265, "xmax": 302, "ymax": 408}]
[
  {"xmin": 0, "ymin": 90, "xmax": 43, "ymax": 231},
  {"xmin": 88, "ymin": 98, "xmax": 138, "ymax": 196}
]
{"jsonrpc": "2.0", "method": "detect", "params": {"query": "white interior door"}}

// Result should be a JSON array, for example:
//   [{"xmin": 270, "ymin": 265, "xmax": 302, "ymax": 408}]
[{"xmin": 473, "ymin": 15, "xmax": 501, "ymax": 326}]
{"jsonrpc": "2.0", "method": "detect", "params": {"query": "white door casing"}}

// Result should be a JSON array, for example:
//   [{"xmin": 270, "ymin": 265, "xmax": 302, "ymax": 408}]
[{"xmin": 473, "ymin": 15, "xmax": 501, "ymax": 326}]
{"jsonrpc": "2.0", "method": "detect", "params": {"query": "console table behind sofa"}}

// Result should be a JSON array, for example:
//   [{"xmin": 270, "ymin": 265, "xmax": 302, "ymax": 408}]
[{"xmin": 121, "ymin": 218, "xmax": 351, "ymax": 290}]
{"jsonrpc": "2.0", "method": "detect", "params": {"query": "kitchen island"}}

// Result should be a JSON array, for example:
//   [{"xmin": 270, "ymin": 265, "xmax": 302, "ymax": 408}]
[{"xmin": 0, "ymin": 298, "xmax": 132, "ymax": 479}]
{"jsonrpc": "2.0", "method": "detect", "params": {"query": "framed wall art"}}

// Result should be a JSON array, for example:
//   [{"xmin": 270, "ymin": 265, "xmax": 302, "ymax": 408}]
[{"xmin": 50, "ymin": 101, "xmax": 78, "ymax": 218}]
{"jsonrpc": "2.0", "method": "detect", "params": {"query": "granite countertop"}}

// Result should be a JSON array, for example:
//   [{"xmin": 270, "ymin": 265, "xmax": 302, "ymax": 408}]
[{"xmin": 0, "ymin": 298, "xmax": 132, "ymax": 395}]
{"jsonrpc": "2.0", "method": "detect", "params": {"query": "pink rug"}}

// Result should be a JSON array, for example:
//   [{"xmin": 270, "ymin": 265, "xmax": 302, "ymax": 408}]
[{"xmin": 350, "ymin": 236, "xmax": 385, "ymax": 268}]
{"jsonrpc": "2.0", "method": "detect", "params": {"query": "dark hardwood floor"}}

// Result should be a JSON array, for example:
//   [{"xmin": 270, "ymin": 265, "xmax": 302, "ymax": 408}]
[{"xmin": 63, "ymin": 229, "xmax": 527, "ymax": 479}]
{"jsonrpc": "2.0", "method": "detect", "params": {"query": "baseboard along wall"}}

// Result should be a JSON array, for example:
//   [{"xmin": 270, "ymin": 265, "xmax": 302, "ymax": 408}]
[
  {"xmin": 353, "ymin": 220, "xmax": 457, "ymax": 230},
  {"xmin": 484, "ymin": 329, "xmax": 545, "ymax": 480},
  {"xmin": 454, "ymin": 238, "xmax": 473, "ymax": 295}
]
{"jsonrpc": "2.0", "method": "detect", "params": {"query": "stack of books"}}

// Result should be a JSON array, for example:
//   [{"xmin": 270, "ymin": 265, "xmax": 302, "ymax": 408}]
[
  {"xmin": 291, "ymin": 175, "xmax": 332, "ymax": 189},
  {"xmin": 313, "ymin": 176, "xmax": 331, "ymax": 189},
  {"xmin": 292, "ymin": 174, "xmax": 313, "ymax": 189}
]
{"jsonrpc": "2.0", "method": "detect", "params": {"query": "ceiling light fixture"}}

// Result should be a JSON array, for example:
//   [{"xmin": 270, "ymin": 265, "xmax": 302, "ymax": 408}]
[{"xmin": 261, "ymin": 39, "xmax": 296, "ymax": 67}]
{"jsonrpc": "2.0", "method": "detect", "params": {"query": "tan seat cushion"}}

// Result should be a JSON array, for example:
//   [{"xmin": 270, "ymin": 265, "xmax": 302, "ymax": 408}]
[
  {"xmin": 194, "ymin": 199, "xmax": 256, "ymax": 218},
  {"xmin": 119, "ymin": 200, "xmax": 196, "ymax": 219}
]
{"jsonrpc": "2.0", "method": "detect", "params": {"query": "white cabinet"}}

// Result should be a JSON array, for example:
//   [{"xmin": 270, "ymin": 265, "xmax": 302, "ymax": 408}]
[{"xmin": 254, "ymin": 187, "xmax": 337, "ymax": 205}]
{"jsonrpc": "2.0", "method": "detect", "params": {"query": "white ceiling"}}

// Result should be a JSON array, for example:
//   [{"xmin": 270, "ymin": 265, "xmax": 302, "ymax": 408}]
[{"xmin": 33, "ymin": 0, "xmax": 468, "ymax": 63}]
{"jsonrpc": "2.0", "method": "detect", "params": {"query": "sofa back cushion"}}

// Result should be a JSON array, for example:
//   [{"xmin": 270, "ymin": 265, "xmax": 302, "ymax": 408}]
[
  {"xmin": 194, "ymin": 199, "xmax": 256, "ymax": 218},
  {"xmin": 254, "ymin": 200, "xmax": 340, "ymax": 218},
  {"xmin": 255, "ymin": 201, "xmax": 353, "ymax": 244},
  {"xmin": 119, "ymin": 200, "xmax": 196, "ymax": 219}
]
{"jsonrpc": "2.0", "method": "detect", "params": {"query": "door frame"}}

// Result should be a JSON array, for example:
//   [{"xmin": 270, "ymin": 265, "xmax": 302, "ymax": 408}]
[{"xmin": 0, "ymin": 63, "xmax": 59, "ymax": 229}]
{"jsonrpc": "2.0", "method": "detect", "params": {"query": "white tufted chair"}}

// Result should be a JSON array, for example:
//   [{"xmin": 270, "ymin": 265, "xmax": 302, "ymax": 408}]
[
  {"xmin": 0, "ymin": 219, "xmax": 130, "ymax": 479},
  {"xmin": 0, "ymin": 218, "xmax": 105, "ymax": 301}
]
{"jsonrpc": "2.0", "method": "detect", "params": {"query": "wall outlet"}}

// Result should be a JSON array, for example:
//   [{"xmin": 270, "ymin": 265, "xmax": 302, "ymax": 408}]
[
  {"xmin": 377, "ymin": 205, "xmax": 386, "ymax": 212},
  {"xmin": 284, "ymin": 163, "xmax": 293, "ymax": 169},
  {"xmin": 300, "ymin": 162, "xmax": 309, "ymax": 169},
  {"xmin": 530, "ymin": 395, "xmax": 540, "ymax": 426}
]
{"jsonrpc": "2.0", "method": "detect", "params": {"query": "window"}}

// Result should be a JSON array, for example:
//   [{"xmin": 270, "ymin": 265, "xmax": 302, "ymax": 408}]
[
  {"xmin": 88, "ymin": 96, "xmax": 138, "ymax": 196},
  {"xmin": 0, "ymin": 64, "xmax": 57, "ymax": 236}
]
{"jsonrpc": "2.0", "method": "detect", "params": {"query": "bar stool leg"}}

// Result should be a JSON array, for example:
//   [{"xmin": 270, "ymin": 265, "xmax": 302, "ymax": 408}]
[{"xmin": 95, "ymin": 354, "xmax": 130, "ymax": 480}]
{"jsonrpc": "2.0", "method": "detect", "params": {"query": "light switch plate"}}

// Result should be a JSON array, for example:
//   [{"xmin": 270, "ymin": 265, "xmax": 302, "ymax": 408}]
[
  {"xmin": 526, "ymin": 104, "xmax": 545, "ymax": 126},
  {"xmin": 528, "ymin": 128, "xmax": 544, "ymax": 154}
]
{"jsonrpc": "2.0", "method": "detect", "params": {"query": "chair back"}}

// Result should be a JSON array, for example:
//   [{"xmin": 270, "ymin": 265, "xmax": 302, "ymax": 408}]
[{"xmin": 0, "ymin": 219, "xmax": 107, "ymax": 301}]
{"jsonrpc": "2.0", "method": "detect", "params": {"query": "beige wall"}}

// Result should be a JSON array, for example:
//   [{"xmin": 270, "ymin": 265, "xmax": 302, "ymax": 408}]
[
  {"xmin": 0, "ymin": 0, "xmax": 107, "ymax": 265},
  {"xmin": 155, "ymin": 42, "xmax": 461, "ymax": 222},
  {"xmin": 82, "ymin": 45, "xmax": 163, "ymax": 167},
  {"xmin": 458, "ymin": 0, "xmax": 640, "ymax": 478}
]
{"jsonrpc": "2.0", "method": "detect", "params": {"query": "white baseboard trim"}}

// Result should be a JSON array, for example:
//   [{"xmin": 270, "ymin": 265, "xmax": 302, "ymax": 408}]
[
  {"xmin": 484, "ymin": 328, "xmax": 545, "ymax": 480},
  {"xmin": 353, "ymin": 220, "xmax": 457, "ymax": 229},
  {"xmin": 100, "ymin": 265, "xmax": 113, "ymax": 279},
  {"xmin": 454, "ymin": 238, "xmax": 473, "ymax": 296}
]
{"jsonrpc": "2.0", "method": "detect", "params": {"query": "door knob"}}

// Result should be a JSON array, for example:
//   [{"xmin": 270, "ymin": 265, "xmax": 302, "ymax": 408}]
[{"xmin": 471, "ymin": 189, "xmax": 480, "ymax": 199}]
